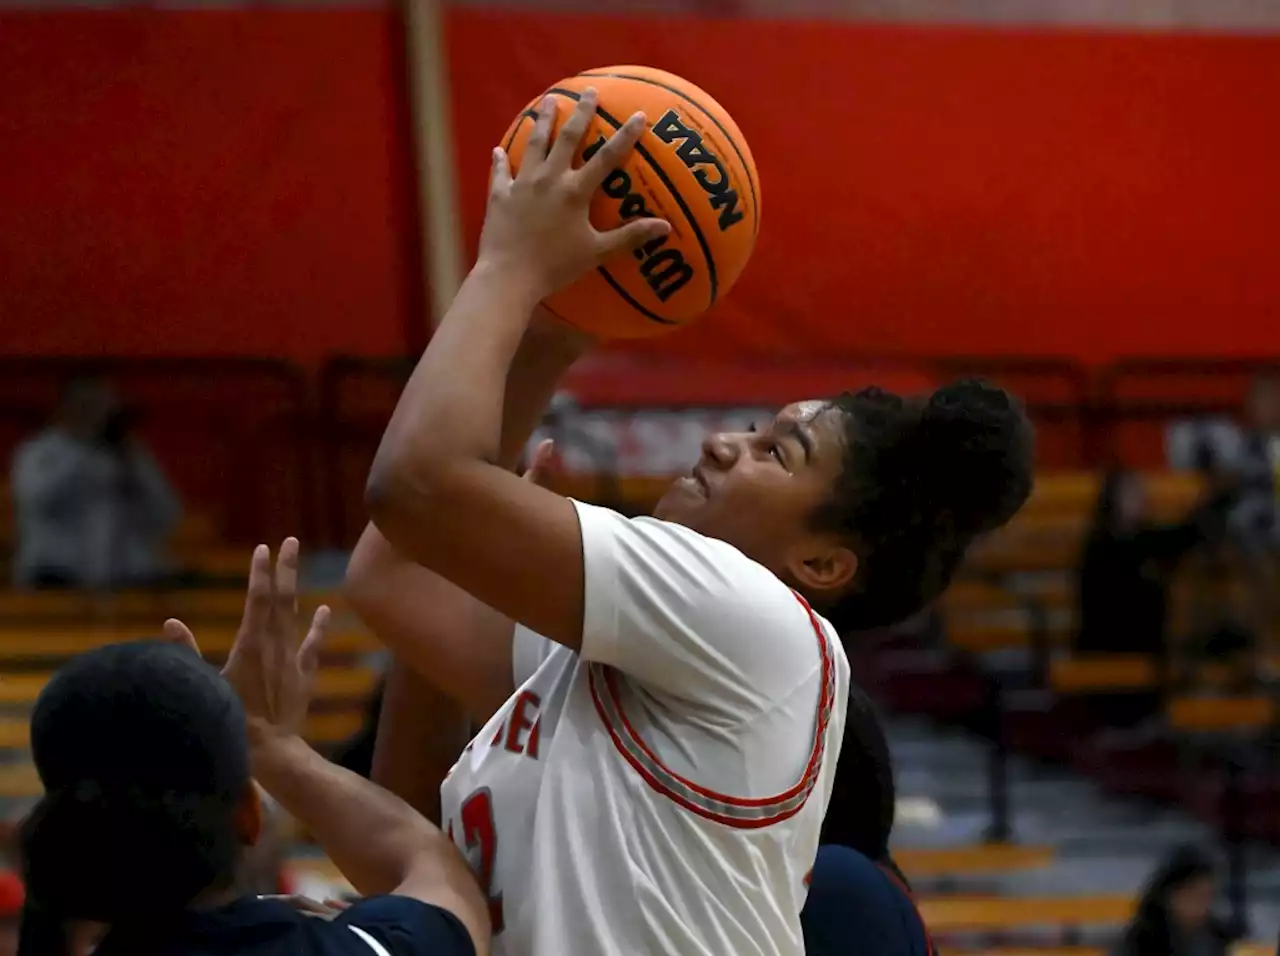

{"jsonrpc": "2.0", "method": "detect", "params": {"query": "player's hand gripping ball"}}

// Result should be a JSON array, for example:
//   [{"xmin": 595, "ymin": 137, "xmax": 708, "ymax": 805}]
[{"xmin": 499, "ymin": 66, "xmax": 761, "ymax": 340}]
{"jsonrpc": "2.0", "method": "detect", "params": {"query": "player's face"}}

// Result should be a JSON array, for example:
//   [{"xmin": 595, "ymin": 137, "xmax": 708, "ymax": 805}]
[
  {"xmin": 1168, "ymin": 875, "xmax": 1214, "ymax": 930},
  {"xmin": 655, "ymin": 401, "xmax": 850, "ymax": 580}
]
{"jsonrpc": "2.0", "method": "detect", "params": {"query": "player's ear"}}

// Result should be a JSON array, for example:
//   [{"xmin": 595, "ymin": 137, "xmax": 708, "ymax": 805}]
[{"xmin": 787, "ymin": 540, "xmax": 857, "ymax": 598}]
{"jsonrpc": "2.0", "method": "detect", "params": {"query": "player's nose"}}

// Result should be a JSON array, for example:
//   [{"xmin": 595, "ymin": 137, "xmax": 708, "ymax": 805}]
[{"xmin": 701, "ymin": 431, "xmax": 741, "ymax": 471}]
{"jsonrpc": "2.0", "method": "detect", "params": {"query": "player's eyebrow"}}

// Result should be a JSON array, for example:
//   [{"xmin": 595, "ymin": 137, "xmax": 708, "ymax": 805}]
[{"xmin": 777, "ymin": 419, "xmax": 814, "ymax": 465}]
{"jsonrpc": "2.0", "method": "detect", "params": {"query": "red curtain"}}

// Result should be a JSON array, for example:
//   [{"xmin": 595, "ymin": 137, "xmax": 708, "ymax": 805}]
[
  {"xmin": 447, "ymin": 11, "xmax": 1280, "ymax": 364},
  {"xmin": 0, "ymin": 9, "xmax": 421, "ymax": 365}
]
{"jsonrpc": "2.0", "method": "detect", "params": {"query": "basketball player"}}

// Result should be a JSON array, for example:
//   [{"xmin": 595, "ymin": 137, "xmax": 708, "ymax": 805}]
[
  {"xmin": 349, "ymin": 90, "xmax": 1033, "ymax": 956},
  {"xmin": 801, "ymin": 687, "xmax": 933, "ymax": 956},
  {"xmin": 17, "ymin": 541, "xmax": 488, "ymax": 956}
]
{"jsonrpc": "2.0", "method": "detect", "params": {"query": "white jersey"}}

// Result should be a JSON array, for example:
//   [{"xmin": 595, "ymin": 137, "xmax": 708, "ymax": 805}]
[{"xmin": 440, "ymin": 500, "xmax": 850, "ymax": 956}]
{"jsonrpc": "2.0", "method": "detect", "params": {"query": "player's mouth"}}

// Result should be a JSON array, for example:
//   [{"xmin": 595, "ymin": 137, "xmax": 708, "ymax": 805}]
[
  {"xmin": 691, "ymin": 463, "xmax": 711, "ymax": 497},
  {"xmin": 670, "ymin": 463, "xmax": 710, "ymax": 501}
]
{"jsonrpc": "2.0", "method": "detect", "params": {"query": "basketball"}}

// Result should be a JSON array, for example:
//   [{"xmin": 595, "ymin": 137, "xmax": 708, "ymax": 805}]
[{"xmin": 499, "ymin": 66, "xmax": 761, "ymax": 340}]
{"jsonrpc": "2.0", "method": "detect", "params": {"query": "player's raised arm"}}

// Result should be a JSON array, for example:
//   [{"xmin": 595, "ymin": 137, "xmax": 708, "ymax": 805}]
[
  {"xmin": 365, "ymin": 90, "xmax": 668, "ymax": 651},
  {"xmin": 347, "ymin": 316, "xmax": 587, "ymax": 719}
]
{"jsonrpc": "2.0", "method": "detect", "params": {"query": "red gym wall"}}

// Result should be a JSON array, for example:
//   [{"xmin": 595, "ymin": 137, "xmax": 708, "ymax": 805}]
[
  {"xmin": 2, "ymin": 8, "xmax": 1279, "ymax": 365},
  {"xmin": 0, "ymin": 9, "xmax": 422, "ymax": 365}
]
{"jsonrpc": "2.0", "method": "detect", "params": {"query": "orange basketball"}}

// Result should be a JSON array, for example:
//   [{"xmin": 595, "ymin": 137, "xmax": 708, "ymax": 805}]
[{"xmin": 500, "ymin": 66, "xmax": 760, "ymax": 340}]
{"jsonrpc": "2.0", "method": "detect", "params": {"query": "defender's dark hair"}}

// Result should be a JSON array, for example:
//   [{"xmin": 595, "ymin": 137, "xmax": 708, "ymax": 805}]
[
  {"xmin": 816, "ymin": 378, "xmax": 1034, "ymax": 632},
  {"xmin": 18, "ymin": 641, "xmax": 250, "ymax": 955},
  {"xmin": 818, "ymin": 684, "xmax": 896, "ymax": 864}
]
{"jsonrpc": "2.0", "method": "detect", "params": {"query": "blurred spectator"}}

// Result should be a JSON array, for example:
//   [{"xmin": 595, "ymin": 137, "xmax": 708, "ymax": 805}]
[
  {"xmin": 1111, "ymin": 845, "xmax": 1238, "ymax": 956},
  {"xmin": 1167, "ymin": 372, "xmax": 1280, "ymax": 553},
  {"xmin": 10, "ymin": 376, "xmax": 181, "ymax": 589},
  {"xmin": 1076, "ymin": 469, "xmax": 1233, "ymax": 660}
]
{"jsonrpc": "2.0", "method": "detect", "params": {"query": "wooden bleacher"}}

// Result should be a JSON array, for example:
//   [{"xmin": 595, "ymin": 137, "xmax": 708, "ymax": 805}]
[
  {"xmin": 1167, "ymin": 696, "xmax": 1276, "ymax": 733},
  {"xmin": 0, "ymin": 579, "xmax": 383, "ymax": 802},
  {"xmin": 964, "ymin": 471, "xmax": 1204, "ymax": 577},
  {"xmin": 896, "ymin": 844, "xmax": 1054, "ymax": 877},
  {"xmin": 0, "ymin": 587, "xmax": 343, "ymax": 626},
  {"xmin": 0, "ymin": 624, "xmax": 376, "ymax": 662},
  {"xmin": 1050, "ymin": 656, "xmax": 1158, "ymax": 693},
  {"xmin": 0, "ymin": 665, "xmax": 379, "ymax": 708},
  {"xmin": 918, "ymin": 894, "xmax": 1134, "ymax": 932}
]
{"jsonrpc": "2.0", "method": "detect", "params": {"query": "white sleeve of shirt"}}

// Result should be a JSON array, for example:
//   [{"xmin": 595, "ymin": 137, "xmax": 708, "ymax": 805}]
[
  {"xmin": 571, "ymin": 499, "xmax": 828, "ymax": 712},
  {"xmin": 512, "ymin": 622, "xmax": 558, "ymax": 688}
]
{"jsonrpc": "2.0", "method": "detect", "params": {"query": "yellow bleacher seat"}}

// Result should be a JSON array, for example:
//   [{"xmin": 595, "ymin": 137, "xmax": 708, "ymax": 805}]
[
  {"xmin": 918, "ymin": 895, "xmax": 1134, "ymax": 931},
  {"xmin": 0, "ymin": 588, "xmax": 342, "ymax": 624},
  {"xmin": 0, "ymin": 666, "xmax": 379, "ymax": 708},
  {"xmin": 0, "ymin": 626, "xmax": 378, "ymax": 660},
  {"xmin": 896, "ymin": 844, "xmax": 1054, "ymax": 877},
  {"xmin": 0, "ymin": 763, "xmax": 40, "ymax": 799},
  {"xmin": 1021, "ymin": 472, "xmax": 1203, "ymax": 519},
  {"xmin": 949, "ymin": 624, "xmax": 1069, "ymax": 654},
  {"xmin": 1167, "ymin": 696, "xmax": 1275, "ymax": 732},
  {"xmin": 1051, "ymin": 656, "xmax": 1157, "ymax": 693}
]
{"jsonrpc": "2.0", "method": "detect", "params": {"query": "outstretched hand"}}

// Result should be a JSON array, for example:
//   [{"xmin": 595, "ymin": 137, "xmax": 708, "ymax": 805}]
[
  {"xmin": 164, "ymin": 538, "xmax": 331, "ymax": 742},
  {"xmin": 478, "ymin": 89, "xmax": 671, "ymax": 300}
]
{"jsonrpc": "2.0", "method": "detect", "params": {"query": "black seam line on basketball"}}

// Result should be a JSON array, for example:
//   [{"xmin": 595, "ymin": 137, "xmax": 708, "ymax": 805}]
[
  {"xmin": 503, "ymin": 110, "xmax": 538, "ymax": 152},
  {"xmin": 577, "ymin": 71, "xmax": 760, "ymax": 239},
  {"xmin": 545, "ymin": 86, "xmax": 718, "ymax": 308},
  {"xmin": 594, "ymin": 267, "xmax": 681, "ymax": 325}
]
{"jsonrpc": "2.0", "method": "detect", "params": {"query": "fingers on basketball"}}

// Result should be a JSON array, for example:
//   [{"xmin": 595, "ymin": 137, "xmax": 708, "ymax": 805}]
[
  {"xmin": 548, "ymin": 87, "xmax": 599, "ymax": 172},
  {"xmin": 520, "ymin": 96, "xmax": 559, "ymax": 177},
  {"xmin": 490, "ymin": 147, "xmax": 513, "ymax": 192},
  {"xmin": 578, "ymin": 108, "xmax": 644, "ymax": 192},
  {"xmin": 597, "ymin": 216, "xmax": 671, "ymax": 259}
]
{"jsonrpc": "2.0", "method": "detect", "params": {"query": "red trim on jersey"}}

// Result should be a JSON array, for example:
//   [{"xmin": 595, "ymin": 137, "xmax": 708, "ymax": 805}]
[{"xmin": 589, "ymin": 591, "xmax": 836, "ymax": 829}]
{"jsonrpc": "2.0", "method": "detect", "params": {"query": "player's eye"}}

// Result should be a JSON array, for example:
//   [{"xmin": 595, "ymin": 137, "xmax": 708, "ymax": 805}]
[{"xmin": 748, "ymin": 423, "xmax": 784, "ymax": 465}]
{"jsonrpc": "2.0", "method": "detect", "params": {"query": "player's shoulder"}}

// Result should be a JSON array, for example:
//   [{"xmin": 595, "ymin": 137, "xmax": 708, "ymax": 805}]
[
  {"xmin": 333, "ymin": 895, "xmax": 477, "ymax": 956},
  {"xmin": 803, "ymin": 847, "xmax": 931, "ymax": 956},
  {"xmin": 579, "ymin": 501, "xmax": 808, "ymax": 612}
]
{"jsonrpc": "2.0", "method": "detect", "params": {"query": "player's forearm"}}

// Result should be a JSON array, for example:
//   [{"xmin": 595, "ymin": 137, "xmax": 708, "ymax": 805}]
[
  {"xmin": 348, "ymin": 315, "xmax": 585, "ymax": 713},
  {"xmin": 250, "ymin": 731, "xmax": 467, "ymax": 898},
  {"xmin": 366, "ymin": 264, "xmax": 540, "ymax": 526}
]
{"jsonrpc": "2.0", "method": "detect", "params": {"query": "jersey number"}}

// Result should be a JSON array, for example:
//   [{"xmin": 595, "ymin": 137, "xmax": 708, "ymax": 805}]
[{"xmin": 460, "ymin": 789, "xmax": 504, "ymax": 933}]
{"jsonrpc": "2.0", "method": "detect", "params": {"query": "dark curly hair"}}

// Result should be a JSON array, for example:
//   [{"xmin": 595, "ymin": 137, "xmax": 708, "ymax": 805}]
[
  {"xmin": 814, "ymin": 378, "xmax": 1034, "ymax": 632},
  {"xmin": 819, "ymin": 684, "xmax": 896, "ymax": 863},
  {"xmin": 18, "ymin": 641, "xmax": 250, "ymax": 955}
]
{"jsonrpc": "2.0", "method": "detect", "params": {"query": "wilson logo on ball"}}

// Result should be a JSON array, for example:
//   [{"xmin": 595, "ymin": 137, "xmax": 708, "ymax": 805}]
[{"xmin": 583, "ymin": 134, "xmax": 695, "ymax": 304}]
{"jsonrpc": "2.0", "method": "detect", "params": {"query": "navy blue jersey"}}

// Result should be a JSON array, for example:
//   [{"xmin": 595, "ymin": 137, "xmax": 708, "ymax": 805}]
[
  {"xmin": 801, "ymin": 845, "xmax": 933, "ymax": 956},
  {"xmin": 92, "ymin": 894, "xmax": 475, "ymax": 956}
]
